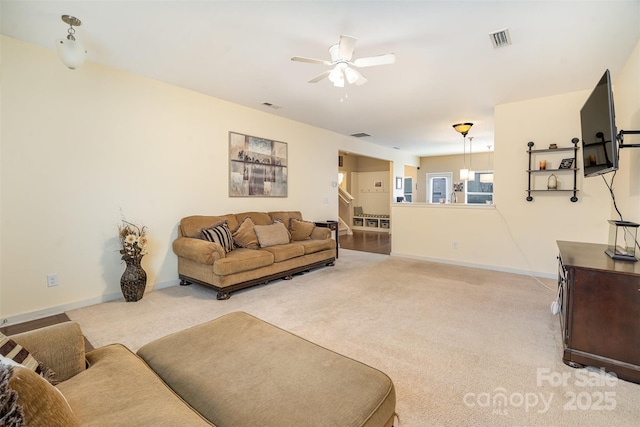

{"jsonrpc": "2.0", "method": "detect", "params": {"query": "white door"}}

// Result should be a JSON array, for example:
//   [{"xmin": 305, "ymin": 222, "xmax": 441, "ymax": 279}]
[{"xmin": 427, "ymin": 173, "xmax": 452, "ymax": 204}]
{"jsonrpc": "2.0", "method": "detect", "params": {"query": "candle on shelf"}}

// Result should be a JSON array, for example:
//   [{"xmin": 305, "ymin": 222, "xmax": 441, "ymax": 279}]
[{"xmin": 539, "ymin": 160, "xmax": 547, "ymax": 170}]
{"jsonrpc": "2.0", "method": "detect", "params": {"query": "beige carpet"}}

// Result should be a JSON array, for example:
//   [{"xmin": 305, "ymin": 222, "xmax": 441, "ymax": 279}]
[{"xmin": 67, "ymin": 250, "xmax": 639, "ymax": 426}]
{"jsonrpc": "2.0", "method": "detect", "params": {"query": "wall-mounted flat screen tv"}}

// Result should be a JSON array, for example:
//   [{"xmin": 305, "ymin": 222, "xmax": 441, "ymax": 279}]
[{"xmin": 580, "ymin": 69, "xmax": 619, "ymax": 177}]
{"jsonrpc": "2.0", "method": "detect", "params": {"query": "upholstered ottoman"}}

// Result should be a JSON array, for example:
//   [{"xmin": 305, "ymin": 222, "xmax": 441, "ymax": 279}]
[{"xmin": 137, "ymin": 312, "xmax": 396, "ymax": 427}]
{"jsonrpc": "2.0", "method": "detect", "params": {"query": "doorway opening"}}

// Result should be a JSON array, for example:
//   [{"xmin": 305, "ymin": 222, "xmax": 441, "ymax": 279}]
[{"xmin": 338, "ymin": 151, "xmax": 391, "ymax": 255}]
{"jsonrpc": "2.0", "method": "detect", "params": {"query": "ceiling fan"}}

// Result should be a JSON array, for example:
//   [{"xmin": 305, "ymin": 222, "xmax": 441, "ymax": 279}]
[{"xmin": 291, "ymin": 35, "xmax": 395, "ymax": 87}]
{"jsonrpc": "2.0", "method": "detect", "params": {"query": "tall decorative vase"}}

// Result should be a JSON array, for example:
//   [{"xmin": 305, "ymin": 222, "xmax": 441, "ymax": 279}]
[{"xmin": 120, "ymin": 256, "xmax": 147, "ymax": 302}]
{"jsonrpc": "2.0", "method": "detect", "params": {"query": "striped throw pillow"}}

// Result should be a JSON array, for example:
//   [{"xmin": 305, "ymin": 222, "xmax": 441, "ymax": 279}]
[{"xmin": 200, "ymin": 222, "xmax": 233, "ymax": 253}]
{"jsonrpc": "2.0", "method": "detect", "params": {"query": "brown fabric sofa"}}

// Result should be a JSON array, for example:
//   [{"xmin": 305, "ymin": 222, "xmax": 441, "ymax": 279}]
[
  {"xmin": 173, "ymin": 211, "xmax": 336, "ymax": 299},
  {"xmin": 4, "ymin": 312, "xmax": 396, "ymax": 427}
]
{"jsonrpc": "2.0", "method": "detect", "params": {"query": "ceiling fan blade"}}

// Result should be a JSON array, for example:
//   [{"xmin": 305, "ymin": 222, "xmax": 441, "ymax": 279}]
[
  {"xmin": 338, "ymin": 35, "xmax": 357, "ymax": 61},
  {"xmin": 291, "ymin": 56, "xmax": 331, "ymax": 66},
  {"xmin": 353, "ymin": 53, "xmax": 396, "ymax": 68},
  {"xmin": 308, "ymin": 70, "xmax": 331, "ymax": 83}
]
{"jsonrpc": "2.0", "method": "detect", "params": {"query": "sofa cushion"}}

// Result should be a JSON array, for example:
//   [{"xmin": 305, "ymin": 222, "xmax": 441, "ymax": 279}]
[
  {"xmin": 254, "ymin": 222, "xmax": 291, "ymax": 248},
  {"xmin": 213, "ymin": 248, "xmax": 274, "ymax": 276},
  {"xmin": 261, "ymin": 243, "xmax": 305, "ymax": 262},
  {"xmin": 137, "ymin": 312, "xmax": 396, "ymax": 427},
  {"xmin": 56, "ymin": 344, "xmax": 212, "ymax": 426},
  {"xmin": 294, "ymin": 238, "xmax": 336, "ymax": 255},
  {"xmin": 289, "ymin": 218, "xmax": 316, "ymax": 241},
  {"xmin": 1, "ymin": 332, "xmax": 55, "ymax": 383},
  {"xmin": 232, "ymin": 217, "xmax": 260, "ymax": 249},
  {"xmin": 200, "ymin": 222, "xmax": 233, "ymax": 253},
  {"xmin": 310, "ymin": 227, "xmax": 331, "ymax": 240},
  {"xmin": 7, "ymin": 365, "xmax": 81, "ymax": 427},
  {"xmin": 268, "ymin": 211, "xmax": 303, "ymax": 228},
  {"xmin": 234, "ymin": 211, "xmax": 273, "ymax": 226},
  {"xmin": 8, "ymin": 322, "xmax": 86, "ymax": 384},
  {"xmin": 180, "ymin": 215, "xmax": 238, "ymax": 238}
]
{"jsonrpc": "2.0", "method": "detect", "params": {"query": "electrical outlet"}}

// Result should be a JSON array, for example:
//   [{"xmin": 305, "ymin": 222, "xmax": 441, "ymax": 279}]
[{"xmin": 47, "ymin": 273, "xmax": 58, "ymax": 287}]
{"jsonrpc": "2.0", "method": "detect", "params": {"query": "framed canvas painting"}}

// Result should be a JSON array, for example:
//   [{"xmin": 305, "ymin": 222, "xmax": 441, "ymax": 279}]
[{"xmin": 229, "ymin": 132, "xmax": 288, "ymax": 197}]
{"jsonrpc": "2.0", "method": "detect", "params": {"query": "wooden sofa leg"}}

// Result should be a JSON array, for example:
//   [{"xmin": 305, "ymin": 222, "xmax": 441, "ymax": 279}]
[
  {"xmin": 326, "ymin": 261, "xmax": 335, "ymax": 266},
  {"xmin": 283, "ymin": 275, "xmax": 293, "ymax": 280},
  {"xmin": 180, "ymin": 279, "xmax": 191, "ymax": 286},
  {"xmin": 216, "ymin": 291, "xmax": 231, "ymax": 300}
]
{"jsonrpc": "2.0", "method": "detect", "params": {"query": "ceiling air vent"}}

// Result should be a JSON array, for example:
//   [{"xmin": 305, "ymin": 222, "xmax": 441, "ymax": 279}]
[
  {"xmin": 350, "ymin": 132, "xmax": 371, "ymax": 138},
  {"xmin": 261, "ymin": 102, "xmax": 282, "ymax": 109},
  {"xmin": 489, "ymin": 28, "xmax": 511, "ymax": 48}
]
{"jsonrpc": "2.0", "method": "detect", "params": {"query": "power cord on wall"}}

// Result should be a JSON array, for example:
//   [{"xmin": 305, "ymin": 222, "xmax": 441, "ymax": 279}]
[
  {"xmin": 602, "ymin": 171, "xmax": 624, "ymax": 221},
  {"xmin": 492, "ymin": 204, "xmax": 564, "ymax": 317},
  {"xmin": 492, "ymin": 204, "xmax": 555, "ymax": 293}
]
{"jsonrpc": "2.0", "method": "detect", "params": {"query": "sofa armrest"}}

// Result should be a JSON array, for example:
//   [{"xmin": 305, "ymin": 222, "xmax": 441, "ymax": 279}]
[
  {"xmin": 310, "ymin": 227, "xmax": 331, "ymax": 240},
  {"xmin": 173, "ymin": 237, "xmax": 225, "ymax": 265},
  {"xmin": 10, "ymin": 322, "xmax": 86, "ymax": 382}
]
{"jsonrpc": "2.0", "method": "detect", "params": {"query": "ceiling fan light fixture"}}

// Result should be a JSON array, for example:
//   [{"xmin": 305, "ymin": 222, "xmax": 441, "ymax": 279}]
[
  {"xmin": 344, "ymin": 66, "xmax": 359, "ymax": 84},
  {"xmin": 292, "ymin": 35, "xmax": 394, "ymax": 87},
  {"xmin": 328, "ymin": 64, "xmax": 345, "ymax": 87},
  {"xmin": 56, "ymin": 15, "xmax": 86, "ymax": 70}
]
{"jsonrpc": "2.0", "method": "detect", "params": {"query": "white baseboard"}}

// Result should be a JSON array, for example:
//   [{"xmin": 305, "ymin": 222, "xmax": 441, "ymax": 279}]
[
  {"xmin": 389, "ymin": 252, "xmax": 556, "ymax": 280},
  {"xmin": 1, "ymin": 279, "xmax": 179, "ymax": 327}
]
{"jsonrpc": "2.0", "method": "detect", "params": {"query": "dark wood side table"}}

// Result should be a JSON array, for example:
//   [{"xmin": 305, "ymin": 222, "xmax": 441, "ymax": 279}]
[
  {"xmin": 315, "ymin": 221, "xmax": 339, "ymax": 259},
  {"xmin": 557, "ymin": 240, "xmax": 640, "ymax": 383}
]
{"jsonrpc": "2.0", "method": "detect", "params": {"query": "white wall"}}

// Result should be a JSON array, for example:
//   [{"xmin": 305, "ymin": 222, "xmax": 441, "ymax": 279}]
[
  {"xmin": 611, "ymin": 39, "xmax": 640, "ymax": 223},
  {"xmin": 352, "ymin": 171, "xmax": 391, "ymax": 215},
  {"xmin": 0, "ymin": 36, "xmax": 418, "ymax": 322},
  {"xmin": 392, "ymin": 41, "xmax": 640, "ymax": 276}
]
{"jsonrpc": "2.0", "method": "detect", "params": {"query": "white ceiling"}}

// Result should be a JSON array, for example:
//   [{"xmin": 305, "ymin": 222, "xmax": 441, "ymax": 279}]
[{"xmin": 1, "ymin": 1, "xmax": 639, "ymax": 157}]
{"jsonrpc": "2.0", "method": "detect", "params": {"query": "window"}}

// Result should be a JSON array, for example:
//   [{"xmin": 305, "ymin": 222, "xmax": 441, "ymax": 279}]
[
  {"xmin": 403, "ymin": 177, "xmax": 413, "ymax": 202},
  {"xmin": 427, "ymin": 173, "xmax": 452, "ymax": 204},
  {"xmin": 465, "ymin": 171, "xmax": 493, "ymax": 204}
]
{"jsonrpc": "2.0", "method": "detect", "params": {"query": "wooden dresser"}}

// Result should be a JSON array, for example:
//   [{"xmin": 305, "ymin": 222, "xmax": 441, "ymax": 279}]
[{"xmin": 557, "ymin": 241, "xmax": 640, "ymax": 383}]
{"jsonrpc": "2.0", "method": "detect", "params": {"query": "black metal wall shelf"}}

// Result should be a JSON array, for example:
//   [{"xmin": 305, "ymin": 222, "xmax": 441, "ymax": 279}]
[{"xmin": 526, "ymin": 138, "xmax": 579, "ymax": 202}]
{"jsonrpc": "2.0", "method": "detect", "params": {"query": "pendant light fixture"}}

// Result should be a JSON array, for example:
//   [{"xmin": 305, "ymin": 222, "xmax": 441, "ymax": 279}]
[
  {"xmin": 453, "ymin": 123, "xmax": 474, "ymax": 180},
  {"xmin": 56, "ymin": 15, "xmax": 87, "ymax": 70},
  {"xmin": 480, "ymin": 145, "xmax": 494, "ymax": 183},
  {"xmin": 468, "ymin": 136, "xmax": 475, "ymax": 181}
]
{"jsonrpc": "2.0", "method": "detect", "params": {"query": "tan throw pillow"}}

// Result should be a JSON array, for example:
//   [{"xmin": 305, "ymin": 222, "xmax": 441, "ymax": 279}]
[
  {"xmin": 289, "ymin": 218, "xmax": 316, "ymax": 241},
  {"xmin": 8, "ymin": 366, "xmax": 80, "ymax": 427},
  {"xmin": 232, "ymin": 217, "xmax": 260, "ymax": 249},
  {"xmin": 254, "ymin": 222, "xmax": 291, "ymax": 248}
]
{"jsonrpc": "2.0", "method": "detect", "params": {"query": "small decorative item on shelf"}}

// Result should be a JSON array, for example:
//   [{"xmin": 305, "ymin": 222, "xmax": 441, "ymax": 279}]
[
  {"xmin": 547, "ymin": 174, "xmax": 558, "ymax": 190},
  {"xmin": 559, "ymin": 158, "xmax": 574, "ymax": 169},
  {"xmin": 549, "ymin": 143, "xmax": 558, "ymax": 149},
  {"xmin": 539, "ymin": 160, "xmax": 547, "ymax": 170},
  {"xmin": 118, "ymin": 220, "xmax": 148, "ymax": 302}
]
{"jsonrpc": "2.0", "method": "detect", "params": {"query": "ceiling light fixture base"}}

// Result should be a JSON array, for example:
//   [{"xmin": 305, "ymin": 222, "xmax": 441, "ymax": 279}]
[{"xmin": 61, "ymin": 15, "xmax": 82, "ymax": 28}]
